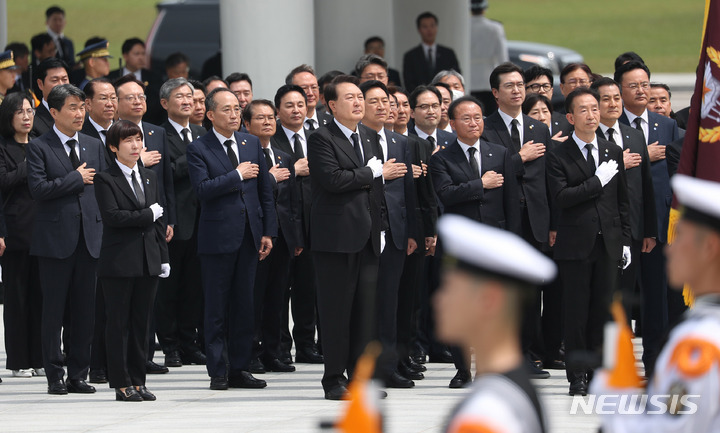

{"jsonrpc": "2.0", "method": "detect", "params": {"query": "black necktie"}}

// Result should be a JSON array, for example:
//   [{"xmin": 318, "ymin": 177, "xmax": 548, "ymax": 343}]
[
  {"xmin": 224, "ymin": 140, "xmax": 239, "ymax": 167},
  {"xmin": 510, "ymin": 119, "xmax": 521, "ymax": 151},
  {"xmin": 606, "ymin": 127, "xmax": 616, "ymax": 144},
  {"xmin": 67, "ymin": 139, "xmax": 81, "ymax": 169},
  {"xmin": 351, "ymin": 133, "xmax": 363, "ymax": 163},
  {"xmin": 131, "ymin": 170, "xmax": 146, "ymax": 207},
  {"xmin": 427, "ymin": 47, "xmax": 434, "ymax": 69},
  {"xmin": 377, "ymin": 134, "xmax": 385, "ymax": 162},
  {"xmin": 293, "ymin": 133, "xmax": 305, "ymax": 159},
  {"xmin": 305, "ymin": 119, "xmax": 316, "ymax": 131},
  {"xmin": 181, "ymin": 128, "xmax": 190, "ymax": 144},
  {"xmin": 468, "ymin": 147, "xmax": 480, "ymax": 179},
  {"xmin": 633, "ymin": 118, "xmax": 646, "ymax": 143},
  {"xmin": 585, "ymin": 143, "xmax": 596, "ymax": 171},
  {"xmin": 427, "ymin": 136, "xmax": 436, "ymax": 149},
  {"xmin": 262, "ymin": 147, "xmax": 273, "ymax": 168}
]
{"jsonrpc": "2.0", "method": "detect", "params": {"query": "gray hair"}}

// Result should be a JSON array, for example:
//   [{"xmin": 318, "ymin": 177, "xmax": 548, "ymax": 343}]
[
  {"xmin": 47, "ymin": 84, "xmax": 86, "ymax": 111},
  {"xmin": 160, "ymin": 77, "xmax": 195, "ymax": 101},
  {"xmin": 431, "ymin": 69, "xmax": 466, "ymax": 89},
  {"xmin": 354, "ymin": 54, "xmax": 388, "ymax": 77}
]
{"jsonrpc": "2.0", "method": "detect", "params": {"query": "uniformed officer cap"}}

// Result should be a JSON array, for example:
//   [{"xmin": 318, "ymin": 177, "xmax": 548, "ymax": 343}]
[
  {"xmin": 77, "ymin": 40, "xmax": 112, "ymax": 61},
  {"xmin": 0, "ymin": 50, "xmax": 18, "ymax": 70},
  {"xmin": 438, "ymin": 214, "xmax": 557, "ymax": 286},
  {"xmin": 672, "ymin": 174, "xmax": 720, "ymax": 233}
]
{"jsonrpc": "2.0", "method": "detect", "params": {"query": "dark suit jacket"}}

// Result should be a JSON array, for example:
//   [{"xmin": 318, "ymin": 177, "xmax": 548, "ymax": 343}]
[
  {"xmin": 429, "ymin": 139, "xmax": 520, "ymax": 234},
  {"xmin": 26, "ymin": 130, "xmax": 106, "ymax": 259},
  {"xmin": 94, "ymin": 163, "xmax": 169, "ymax": 277},
  {"xmin": 482, "ymin": 112, "xmax": 553, "ymax": 242},
  {"xmin": 307, "ymin": 121, "xmax": 384, "ymax": 255},
  {"xmin": 30, "ymin": 103, "xmax": 54, "ymax": 139},
  {"xmin": 266, "ymin": 146, "xmax": 303, "ymax": 255},
  {"xmin": 551, "ymin": 111, "xmax": 573, "ymax": 137},
  {"xmin": 162, "ymin": 121, "xmax": 205, "ymax": 240},
  {"xmin": 187, "ymin": 130, "xmax": 277, "ymax": 255},
  {"xmin": 405, "ymin": 133, "xmax": 438, "ymax": 238},
  {"xmin": 0, "ymin": 138, "xmax": 37, "ymax": 251},
  {"xmin": 619, "ymin": 110, "xmax": 680, "ymax": 243},
  {"xmin": 80, "ymin": 117, "xmax": 115, "ymax": 164},
  {"xmin": 383, "ymin": 129, "xmax": 418, "ymax": 249},
  {"xmin": 407, "ymin": 124, "xmax": 456, "ymax": 151},
  {"xmin": 140, "ymin": 121, "xmax": 177, "ymax": 227},
  {"xmin": 108, "ymin": 69, "xmax": 164, "ymax": 125},
  {"xmin": 271, "ymin": 126, "xmax": 312, "ymax": 239},
  {"xmin": 402, "ymin": 44, "xmax": 460, "ymax": 92},
  {"xmin": 54, "ymin": 36, "xmax": 75, "ymax": 68},
  {"xmin": 546, "ymin": 137, "xmax": 631, "ymax": 261},
  {"xmin": 597, "ymin": 124, "xmax": 657, "ymax": 241}
]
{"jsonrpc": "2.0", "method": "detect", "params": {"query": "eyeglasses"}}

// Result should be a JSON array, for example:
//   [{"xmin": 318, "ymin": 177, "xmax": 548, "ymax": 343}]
[
  {"xmin": 416, "ymin": 103, "xmax": 440, "ymax": 111},
  {"xmin": 624, "ymin": 81, "xmax": 650, "ymax": 91},
  {"xmin": 565, "ymin": 79, "xmax": 590, "ymax": 87},
  {"xmin": 526, "ymin": 83, "xmax": 552, "ymax": 92},
  {"xmin": 121, "ymin": 94, "xmax": 147, "ymax": 102},
  {"xmin": 15, "ymin": 108, "xmax": 35, "ymax": 117},
  {"xmin": 457, "ymin": 116, "xmax": 483, "ymax": 125},
  {"xmin": 96, "ymin": 96, "xmax": 118, "ymax": 103},
  {"xmin": 361, "ymin": 73, "xmax": 388, "ymax": 81}
]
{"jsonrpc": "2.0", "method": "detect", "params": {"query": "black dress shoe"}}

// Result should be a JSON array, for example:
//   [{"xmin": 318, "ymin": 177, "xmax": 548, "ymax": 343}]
[
  {"xmin": 429, "ymin": 348, "xmax": 454, "ymax": 363},
  {"xmin": 449, "ymin": 369, "xmax": 472, "ymax": 389},
  {"xmin": 146, "ymin": 360, "xmax": 169, "ymax": 374},
  {"xmin": 67, "ymin": 379, "xmax": 96, "ymax": 393},
  {"xmin": 229, "ymin": 371, "xmax": 267, "ymax": 388},
  {"xmin": 569, "ymin": 378, "xmax": 588, "ymax": 396},
  {"xmin": 115, "ymin": 387, "xmax": 142, "ymax": 401},
  {"xmin": 525, "ymin": 359, "xmax": 550, "ymax": 379},
  {"xmin": 248, "ymin": 357, "xmax": 266, "ymax": 374},
  {"xmin": 48, "ymin": 380, "xmax": 68, "ymax": 395},
  {"xmin": 385, "ymin": 371, "xmax": 414, "ymax": 388},
  {"xmin": 398, "ymin": 361, "xmax": 424, "ymax": 380},
  {"xmin": 89, "ymin": 369, "xmax": 108, "ymax": 384},
  {"xmin": 295, "ymin": 347, "xmax": 324, "ymax": 364},
  {"xmin": 543, "ymin": 359, "xmax": 566, "ymax": 370},
  {"xmin": 410, "ymin": 351, "xmax": 427, "ymax": 364},
  {"xmin": 280, "ymin": 351, "xmax": 293, "ymax": 365},
  {"xmin": 264, "ymin": 358, "xmax": 296, "ymax": 372},
  {"xmin": 180, "ymin": 350, "xmax": 207, "ymax": 365},
  {"xmin": 210, "ymin": 376, "xmax": 229, "ymax": 390},
  {"xmin": 165, "ymin": 351, "xmax": 182, "ymax": 367},
  {"xmin": 324, "ymin": 385, "xmax": 349, "ymax": 400},
  {"xmin": 405, "ymin": 357, "xmax": 427, "ymax": 372},
  {"xmin": 135, "ymin": 385, "xmax": 156, "ymax": 401}
]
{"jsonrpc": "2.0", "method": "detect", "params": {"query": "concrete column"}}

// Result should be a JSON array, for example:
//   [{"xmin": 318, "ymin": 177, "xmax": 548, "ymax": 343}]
[
  {"xmin": 219, "ymin": 0, "xmax": 314, "ymax": 100},
  {"xmin": 314, "ymin": 0, "xmax": 394, "ymax": 77},
  {"xmin": 392, "ymin": 0, "xmax": 470, "ymax": 85},
  {"xmin": 0, "ymin": 0, "xmax": 7, "ymax": 50}
]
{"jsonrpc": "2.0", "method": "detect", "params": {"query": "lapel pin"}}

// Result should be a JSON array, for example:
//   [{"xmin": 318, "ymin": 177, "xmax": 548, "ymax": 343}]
[
  {"xmin": 143, "ymin": 81, "xmax": 149, "ymax": 87},
  {"xmin": 529, "ymin": 124, "xmax": 534, "ymax": 130},
  {"xmin": 654, "ymin": 123, "xmax": 658, "ymax": 127},
  {"xmin": 489, "ymin": 153, "xmax": 493, "ymax": 157},
  {"xmin": 241, "ymin": 140, "xmax": 246, "ymax": 146},
  {"xmin": 82, "ymin": 147, "xmax": 86, "ymax": 151},
  {"xmin": 277, "ymin": 155, "xmax": 282, "ymax": 160},
  {"xmin": 626, "ymin": 135, "xmax": 630, "ymax": 139},
  {"xmin": 148, "ymin": 130, "xmax": 154, "ymax": 136},
  {"xmin": 146, "ymin": 179, "xmax": 150, "ymax": 185},
  {"xmin": 441, "ymin": 145, "xmax": 446, "ymax": 150},
  {"xmin": 391, "ymin": 137, "xmax": 396, "ymax": 143}
]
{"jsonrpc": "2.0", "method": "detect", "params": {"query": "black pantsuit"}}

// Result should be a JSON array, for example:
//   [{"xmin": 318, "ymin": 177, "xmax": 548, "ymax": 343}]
[
  {"xmin": 3, "ymin": 251, "xmax": 43, "ymax": 370},
  {"xmin": 254, "ymin": 232, "xmax": 291, "ymax": 361}
]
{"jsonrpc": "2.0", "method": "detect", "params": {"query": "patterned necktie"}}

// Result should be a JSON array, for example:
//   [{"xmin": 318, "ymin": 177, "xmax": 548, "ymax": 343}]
[{"xmin": 224, "ymin": 140, "xmax": 239, "ymax": 167}]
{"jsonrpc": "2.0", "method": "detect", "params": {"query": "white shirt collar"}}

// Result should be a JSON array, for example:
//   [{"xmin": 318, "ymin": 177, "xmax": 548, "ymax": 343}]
[
  {"xmin": 213, "ymin": 127, "xmax": 234, "ymax": 144},
  {"xmin": 168, "ymin": 117, "xmax": 190, "ymax": 136},
  {"xmin": 305, "ymin": 111, "xmax": 319, "ymax": 128},
  {"xmin": 122, "ymin": 67, "xmax": 142, "ymax": 82},
  {"xmin": 598, "ymin": 120, "xmax": 623, "ymax": 145},
  {"xmin": 115, "ymin": 158, "xmax": 140, "ymax": 177},
  {"xmin": 573, "ymin": 131, "xmax": 598, "ymax": 150},
  {"xmin": 282, "ymin": 124, "xmax": 305, "ymax": 144},
  {"xmin": 414, "ymin": 125, "xmax": 436, "ymax": 143},
  {"xmin": 42, "ymin": 99, "xmax": 50, "ymax": 111},
  {"xmin": 53, "ymin": 124, "xmax": 79, "ymax": 146},
  {"xmin": 497, "ymin": 109, "xmax": 523, "ymax": 132},
  {"xmin": 46, "ymin": 27, "xmax": 64, "ymax": 40},
  {"xmin": 623, "ymin": 108, "xmax": 648, "ymax": 126},
  {"xmin": 88, "ymin": 117, "xmax": 111, "ymax": 143},
  {"xmin": 334, "ymin": 118, "xmax": 359, "ymax": 143},
  {"xmin": 262, "ymin": 144, "xmax": 275, "ymax": 161},
  {"xmin": 422, "ymin": 42, "xmax": 437, "ymax": 53}
]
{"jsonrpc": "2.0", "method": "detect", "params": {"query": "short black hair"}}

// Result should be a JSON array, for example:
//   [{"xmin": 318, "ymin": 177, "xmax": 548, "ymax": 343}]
[
  {"xmin": 285, "ymin": 64, "xmax": 316, "ymax": 85},
  {"xmin": 84, "ymin": 77, "xmax": 113, "ymax": 100},
  {"xmin": 188, "ymin": 79, "xmax": 205, "ymax": 94},
  {"xmin": 364, "ymin": 36, "xmax": 384, "ymax": 50},
  {"xmin": 0, "ymin": 92, "xmax": 34, "ymax": 139},
  {"xmin": 165, "ymin": 52, "xmax": 189, "ymax": 70},
  {"xmin": 121, "ymin": 38, "xmax": 145, "ymax": 55},
  {"xmin": 433, "ymin": 81, "xmax": 452, "ymax": 96},
  {"xmin": 358, "ymin": 80, "xmax": 389, "ymax": 97},
  {"xmin": 489, "ymin": 62, "xmax": 524, "ymax": 90},
  {"xmin": 447, "ymin": 96, "xmax": 483, "ymax": 120},
  {"xmin": 106, "ymin": 119, "xmax": 143, "ymax": 153},
  {"xmin": 416, "ymin": 11, "xmax": 438, "ymax": 28},
  {"xmin": 45, "ymin": 6, "xmax": 65, "ymax": 19},
  {"xmin": 47, "ymin": 84, "xmax": 85, "ymax": 111},
  {"xmin": 590, "ymin": 76, "xmax": 620, "ymax": 93},
  {"xmin": 274, "ymin": 84, "xmax": 307, "ymax": 109},
  {"xmin": 318, "ymin": 70, "xmax": 344, "ymax": 90},
  {"xmin": 113, "ymin": 73, "xmax": 146, "ymax": 93},
  {"xmin": 36, "ymin": 57, "xmax": 69, "ymax": 83},
  {"xmin": 521, "ymin": 93, "xmax": 553, "ymax": 116},
  {"xmin": 5, "ymin": 42, "xmax": 29, "ymax": 58},
  {"xmin": 225, "ymin": 72, "xmax": 252, "ymax": 89},
  {"xmin": 409, "ymin": 85, "xmax": 441, "ymax": 110},
  {"xmin": 323, "ymin": 75, "xmax": 360, "ymax": 116},
  {"xmin": 564, "ymin": 87, "xmax": 599, "ymax": 114},
  {"xmin": 613, "ymin": 60, "xmax": 651, "ymax": 86},
  {"xmin": 524, "ymin": 65, "xmax": 554, "ymax": 87},
  {"xmin": 31, "ymin": 33, "xmax": 54, "ymax": 54},
  {"xmin": 242, "ymin": 99, "xmax": 276, "ymax": 125},
  {"xmin": 355, "ymin": 54, "xmax": 388, "ymax": 77},
  {"xmin": 202, "ymin": 75, "xmax": 226, "ymax": 89},
  {"xmin": 560, "ymin": 63, "xmax": 593, "ymax": 84},
  {"xmin": 650, "ymin": 82, "xmax": 672, "ymax": 98},
  {"xmin": 614, "ymin": 52, "xmax": 645, "ymax": 71}
]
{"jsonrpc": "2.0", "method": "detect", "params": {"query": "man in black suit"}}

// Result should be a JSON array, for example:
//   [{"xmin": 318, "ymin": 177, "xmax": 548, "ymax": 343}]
[
  {"xmin": 187, "ymin": 88, "xmax": 276, "ymax": 390},
  {"xmin": 403, "ymin": 11, "xmax": 461, "ymax": 92},
  {"xmin": 308, "ymin": 75, "xmax": 386, "ymax": 400},
  {"xmin": 45, "ymin": 6, "xmax": 75, "ymax": 69},
  {"xmin": 225, "ymin": 72, "xmax": 254, "ymax": 116},
  {"xmin": 615, "ymin": 61, "xmax": 681, "ymax": 376},
  {"xmin": 363, "ymin": 36, "xmax": 402, "ymax": 87},
  {"xmin": 108, "ymin": 39, "xmax": 163, "ymax": 125},
  {"xmin": 157, "ymin": 78, "xmax": 207, "ymax": 368},
  {"xmin": 592, "ymin": 77, "xmax": 658, "ymax": 333},
  {"xmin": 27, "ymin": 84, "xmax": 107, "ymax": 395},
  {"xmin": 359, "ymin": 80, "xmax": 418, "ymax": 388},
  {"xmin": 244, "ymin": 99, "xmax": 302, "ymax": 373},
  {"xmin": 408, "ymin": 85, "xmax": 456, "ymax": 150},
  {"xmin": 286, "ymin": 65, "xmax": 333, "ymax": 130},
  {"xmin": 271, "ymin": 84, "xmax": 323, "ymax": 364},
  {"xmin": 356, "ymin": 54, "xmax": 390, "ymax": 86},
  {"xmin": 546, "ymin": 87, "xmax": 632, "ymax": 396},
  {"xmin": 30, "ymin": 58, "xmax": 70, "ymax": 138}
]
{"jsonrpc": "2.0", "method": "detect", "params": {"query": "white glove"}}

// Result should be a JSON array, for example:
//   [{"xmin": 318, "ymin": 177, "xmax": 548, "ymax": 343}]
[
  {"xmin": 622, "ymin": 246, "xmax": 631, "ymax": 270},
  {"xmin": 366, "ymin": 156, "xmax": 383, "ymax": 178},
  {"xmin": 159, "ymin": 263, "xmax": 170, "ymax": 278},
  {"xmin": 150, "ymin": 203, "xmax": 164, "ymax": 221},
  {"xmin": 380, "ymin": 230, "xmax": 386, "ymax": 254},
  {"xmin": 595, "ymin": 160, "xmax": 618, "ymax": 187}
]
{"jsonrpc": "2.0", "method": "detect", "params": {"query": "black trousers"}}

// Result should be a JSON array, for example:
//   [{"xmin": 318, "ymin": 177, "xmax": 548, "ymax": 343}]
[
  {"xmin": 201, "ymin": 223, "xmax": 258, "ymax": 378},
  {"xmin": 619, "ymin": 240, "xmax": 642, "ymax": 326},
  {"xmin": 396, "ymin": 249, "xmax": 425, "ymax": 364},
  {"xmin": 639, "ymin": 243, "xmax": 669, "ymax": 376},
  {"xmin": 538, "ymin": 252, "xmax": 564, "ymax": 361},
  {"xmin": 90, "ymin": 280, "xmax": 107, "ymax": 372},
  {"xmin": 156, "ymin": 234, "xmax": 203, "ymax": 355},
  {"xmin": 559, "ymin": 234, "xmax": 617, "ymax": 382},
  {"xmin": 253, "ymin": 232, "xmax": 291, "ymax": 361},
  {"xmin": 102, "ymin": 276, "xmax": 158, "ymax": 388},
  {"xmin": 287, "ymin": 248, "xmax": 318, "ymax": 351},
  {"xmin": 314, "ymin": 240, "xmax": 379, "ymax": 391},
  {"xmin": 38, "ymin": 238, "xmax": 98, "ymax": 383},
  {"xmin": 3, "ymin": 251, "xmax": 43, "ymax": 370}
]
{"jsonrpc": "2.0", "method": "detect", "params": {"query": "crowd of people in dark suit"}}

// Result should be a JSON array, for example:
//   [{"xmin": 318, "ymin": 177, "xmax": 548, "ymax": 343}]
[{"xmin": 0, "ymin": 5, "xmax": 689, "ymax": 402}]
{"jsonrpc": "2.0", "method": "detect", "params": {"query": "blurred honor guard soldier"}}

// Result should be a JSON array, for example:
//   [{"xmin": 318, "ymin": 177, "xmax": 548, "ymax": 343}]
[
  {"xmin": 187, "ymin": 87, "xmax": 276, "ymax": 391},
  {"xmin": 0, "ymin": 50, "xmax": 18, "ymax": 103},
  {"xmin": 74, "ymin": 39, "xmax": 111, "ymax": 91},
  {"xmin": 403, "ymin": 12, "xmax": 461, "ymax": 92},
  {"xmin": 592, "ymin": 175, "xmax": 720, "ymax": 432},
  {"xmin": 436, "ymin": 214, "xmax": 554, "ymax": 433},
  {"xmin": 27, "ymin": 84, "xmax": 107, "ymax": 395}
]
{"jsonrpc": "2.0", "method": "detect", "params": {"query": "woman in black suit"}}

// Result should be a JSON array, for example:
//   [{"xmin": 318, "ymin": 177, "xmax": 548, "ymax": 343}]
[
  {"xmin": 94, "ymin": 120, "xmax": 170, "ymax": 401},
  {"xmin": 0, "ymin": 92, "xmax": 43, "ymax": 378}
]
